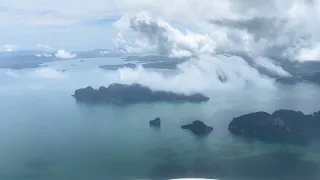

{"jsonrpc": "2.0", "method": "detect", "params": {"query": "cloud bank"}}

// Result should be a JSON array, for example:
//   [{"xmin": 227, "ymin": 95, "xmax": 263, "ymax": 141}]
[
  {"xmin": 2, "ymin": 44, "xmax": 19, "ymax": 52},
  {"xmin": 35, "ymin": 53, "xmax": 52, "ymax": 58},
  {"xmin": 108, "ymin": 54, "xmax": 275, "ymax": 94},
  {"xmin": 104, "ymin": 11, "xmax": 307, "ymax": 93},
  {"xmin": 293, "ymin": 43, "xmax": 320, "ymax": 61},
  {"xmin": 115, "ymin": 12, "xmax": 217, "ymax": 57},
  {"xmin": 114, "ymin": 11, "xmax": 314, "ymax": 65},
  {"xmin": 55, "ymin": 49, "xmax": 77, "ymax": 59},
  {"xmin": 4, "ymin": 0, "xmax": 320, "ymax": 93},
  {"xmin": 254, "ymin": 57, "xmax": 291, "ymax": 77}
]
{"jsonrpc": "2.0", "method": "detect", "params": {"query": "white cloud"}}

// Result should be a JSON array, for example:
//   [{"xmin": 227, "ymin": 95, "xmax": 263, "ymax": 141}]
[
  {"xmin": 3, "ymin": 0, "xmax": 320, "ymax": 93},
  {"xmin": 110, "ymin": 54, "xmax": 274, "ymax": 94},
  {"xmin": 114, "ymin": 32, "xmax": 127, "ymax": 47},
  {"xmin": 2, "ymin": 44, "xmax": 19, "ymax": 52},
  {"xmin": 115, "ymin": 11, "xmax": 312, "ymax": 63},
  {"xmin": 5, "ymin": 0, "xmax": 320, "ymax": 95},
  {"xmin": 55, "ymin": 49, "xmax": 77, "ymax": 59},
  {"xmin": 109, "ymin": 12, "xmax": 308, "ymax": 93},
  {"xmin": 255, "ymin": 57, "xmax": 291, "ymax": 77},
  {"xmin": 170, "ymin": 49, "xmax": 193, "ymax": 58},
  {"xmin": 37, "ymin": 44, "xmax": 55, "ymax": 50},
  {"xmin": 35, "ymin": 53, "xmax": 52, "ymax": 58},
  {"xmin": 116, "ymin": 11, "xmax": 217, "ymax": 57},
  {"xmin": 293, "ymin": 43, "xmax": 320, "ymax": 61},
  {"xmin": 105, "ymin": 11, "xmax": 320, "ymax": 94}
]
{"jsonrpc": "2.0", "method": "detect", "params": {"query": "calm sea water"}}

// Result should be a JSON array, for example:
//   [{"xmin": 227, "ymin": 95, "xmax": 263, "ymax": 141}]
[{"xmin": 1, "ymin": 57, "xmax": 320, "ymax": 180}]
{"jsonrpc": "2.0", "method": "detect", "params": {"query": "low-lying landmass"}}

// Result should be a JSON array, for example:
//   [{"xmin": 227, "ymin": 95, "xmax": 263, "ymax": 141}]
[
  {"xmin": 99, "ymin": 61, "xmax": 184, "ymax": 70},
  {"xmin": 0, "ymin": 48, "xmax": 126, "ymax": 70},
  {"xmin": 99, "ymin": 63, "xmax": 136, "ymax": 70},
  {"xmin": 0, "ymin": 54, "xmax": 54, "ymax": 69},
  {"xmin": 229, "ymin": 109, "xmax": 320, "ymax": 145},
  {"xmin": 73, "ymin": 83, "xmax": 209, "ymax": 104},
  {"xmin": 141, "ymin": 61, "xmax": 181, "ymax": 69},
  {"xmin": 124, "ymin": 55, "xmax": 187, "ymax": 63}
]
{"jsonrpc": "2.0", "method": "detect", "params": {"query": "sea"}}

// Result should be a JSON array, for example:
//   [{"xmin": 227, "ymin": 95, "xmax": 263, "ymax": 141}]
[{"xmin": 1, "ymin": 57, "xmax": 320, "ymax": 180}]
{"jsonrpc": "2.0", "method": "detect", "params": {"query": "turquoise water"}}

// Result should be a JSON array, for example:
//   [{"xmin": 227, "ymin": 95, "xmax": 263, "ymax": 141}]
[{"xmin": 1, "ymin": 57, "xmax": 320, "ymax": 179}]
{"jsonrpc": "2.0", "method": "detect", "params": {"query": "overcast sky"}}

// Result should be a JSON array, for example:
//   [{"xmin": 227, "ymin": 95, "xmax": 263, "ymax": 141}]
[{"xmin": 1, "ymin": 0, "xmax": 320, "ymax": 61}]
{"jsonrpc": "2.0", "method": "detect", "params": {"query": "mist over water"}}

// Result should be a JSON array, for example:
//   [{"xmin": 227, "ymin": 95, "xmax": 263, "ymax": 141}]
[
  {"xmin": 0, "ymin": 57, "xmax": 320, "ymax": 179},
  {"xmin": 113, "ymin": 54, "xmax": 276, "ymax": 94}
]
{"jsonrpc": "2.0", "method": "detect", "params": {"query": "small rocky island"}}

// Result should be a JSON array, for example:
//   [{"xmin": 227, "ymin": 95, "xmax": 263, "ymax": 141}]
[
  {"xmin": 73, "ymin": 83, "xmax": 209, "ymax": 104},
  {"xmin": 149, "ymin": 118, "xmax": 161, "ymax": 127},
  {"xmin": 228, "ymin": 109, "xmax": 320, "ymax": 145},
  {"xmin": 181, "ymin": 120, "xmax": 213, "ymax": 136}
]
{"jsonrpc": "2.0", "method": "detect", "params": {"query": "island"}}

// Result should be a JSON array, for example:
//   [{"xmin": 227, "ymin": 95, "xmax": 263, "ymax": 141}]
[
  {"xmin": 73, "ymin": 83, "xmax": 209, "ymax": 104},
  {"xmin": 181, "ymin": 120, "xmax": 213, "ymax": 136},
  {"xmin": 149, "ymin": 118, "xmax": 161, "ymax": 127},
  {"xmin": 99, "ymin": 63, "xmax": 136, "ymax": 70},
  {"xmin": 228, "ymin": 109, "xmax": 320, "ymax": 145}
]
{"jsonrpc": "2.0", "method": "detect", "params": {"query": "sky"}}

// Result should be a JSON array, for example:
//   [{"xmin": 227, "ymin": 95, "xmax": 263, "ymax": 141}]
[{"xmin": 1, "ymin": 0, "xmax": 320, "ymax": 61}]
